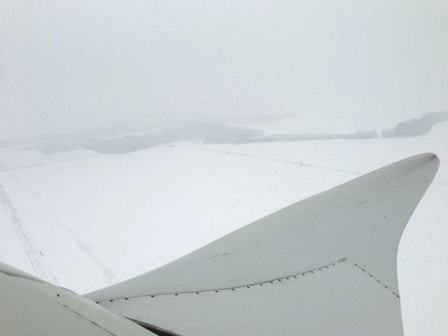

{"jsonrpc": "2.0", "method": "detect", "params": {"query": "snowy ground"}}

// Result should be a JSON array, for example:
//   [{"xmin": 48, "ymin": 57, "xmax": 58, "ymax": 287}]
[{"xmin": 0, "ymin": 119, "xmax": 447, "ymax": 335}]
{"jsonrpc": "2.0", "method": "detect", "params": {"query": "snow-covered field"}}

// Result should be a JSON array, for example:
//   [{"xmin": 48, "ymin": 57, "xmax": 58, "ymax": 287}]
[{"xmin": 0, "ymin": 119, "xmax": 447, "ymax": 335}]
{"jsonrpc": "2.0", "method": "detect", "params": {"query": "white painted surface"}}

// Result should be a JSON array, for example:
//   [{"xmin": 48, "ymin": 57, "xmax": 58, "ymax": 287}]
[
  {"xmin": 87, "ymin": 154, "xmax": 438, "ymax": 335},
  {"xmin": 0, "ymin": 268, "xmax": 152, "ymax": 335},
  {"xmin": 100, "ymin": 259, "xmax": 402, "ymax": 336}
]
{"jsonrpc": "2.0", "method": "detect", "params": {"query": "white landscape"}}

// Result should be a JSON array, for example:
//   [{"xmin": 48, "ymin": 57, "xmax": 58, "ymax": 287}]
[
  {"xmin": 0, "ymin": 115, "xmax": 446, "ymax": 335},
  {"xmin": 1, "ymin": 2, "xmax": 448, "ymax": 334}
]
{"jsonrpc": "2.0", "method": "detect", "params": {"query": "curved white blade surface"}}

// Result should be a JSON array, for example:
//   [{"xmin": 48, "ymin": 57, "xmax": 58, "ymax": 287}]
[
  {"xmin": 0, "ymin": 264, "xmax": 153, "ymax": 336},
  {"xmin": 87, "ymin": 153, "xmax": 439, "ymax": 335}
]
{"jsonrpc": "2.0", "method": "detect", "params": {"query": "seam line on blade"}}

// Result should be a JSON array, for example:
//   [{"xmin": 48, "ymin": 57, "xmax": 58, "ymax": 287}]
[
  {"xmin": 345, "ymin": 258, "xmax": 400, "ymax": 298},
  {"xmin": 96, "ymin": 257, "xmax": 349, "ymax": 303}
]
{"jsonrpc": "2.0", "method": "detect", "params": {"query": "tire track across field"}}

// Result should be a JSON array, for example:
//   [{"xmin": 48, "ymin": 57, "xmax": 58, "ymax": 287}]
[
  {"xmin": 4, "ymin": 176, "xmax": 118, "ymax": 286},
  {"xmin": 200, "ymin": 148, "xmax": 448, "ymax": 187},
  {"xmin": 200, "ymin": 148, "xmax": 364, "ymax": 176},
  {"xmin": 0, "ymin": 184, "xmax": 58, "ymax": 284},
  {"xmin": 62, "ymin": 224, "xmax": 118, "ymax": 285},
  {"xmin": 0, "ymin": 153, "xmax": 97, "ymax": 174}
]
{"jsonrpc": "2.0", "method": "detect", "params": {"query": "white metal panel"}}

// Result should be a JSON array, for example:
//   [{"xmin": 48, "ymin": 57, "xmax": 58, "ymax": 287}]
[
  {"xmin": 86, "ymin": 153, "xmax": 439, "ymax": 335},
  {"xmin": 0, "ymin": 271, "xmax": 153, "ymax": 336},
  {"xmin": 100, "ymin": 259, "xmax": 402, "ymax": 336}
]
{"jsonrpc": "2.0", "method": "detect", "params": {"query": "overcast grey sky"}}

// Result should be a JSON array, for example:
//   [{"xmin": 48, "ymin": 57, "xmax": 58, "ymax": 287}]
[{"xmin": 1, "ymin": 1, "xmax": 448, "ymax": 140}]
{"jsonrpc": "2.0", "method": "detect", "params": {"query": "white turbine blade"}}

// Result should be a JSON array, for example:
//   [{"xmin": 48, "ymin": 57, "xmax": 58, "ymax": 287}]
[
  {"xmin": 0, "ymin": 262, "xmax": 153, "ymax": 336},
  {"xmin": 86, "ymin": 153, "xmax": 439, "ymax": 336}
]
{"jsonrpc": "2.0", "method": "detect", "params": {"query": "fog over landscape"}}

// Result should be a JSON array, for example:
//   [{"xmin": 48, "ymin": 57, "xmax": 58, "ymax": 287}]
[
  {"xmin": 1, "ymin": 1, "xmax": 448, "ymax": 335},
  {"xmin": 2, "ymin": 1, "xmax": 448, "ymax": 141}
]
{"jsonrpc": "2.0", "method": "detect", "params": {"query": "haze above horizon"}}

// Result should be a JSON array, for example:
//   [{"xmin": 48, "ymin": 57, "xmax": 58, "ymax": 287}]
[{"xmin": 1, "ymin": 1, "xmax": 448, "ymax": 141}]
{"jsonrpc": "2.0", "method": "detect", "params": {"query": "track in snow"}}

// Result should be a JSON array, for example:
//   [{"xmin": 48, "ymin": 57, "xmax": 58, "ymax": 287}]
[
  {"xmin": 200, "ymin": 148, "xmax": 364, "ymax": 176},
  {"xmin": 2, "ymin": 175, "xmax": 118, "ymax": 286},
  {"xmin": 0, "ymin": 184, "xmax": 58, "ymax": 284},
  {"xmin": 0, "ymin": 153, "xmax": 97, "ymax": 174}
]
